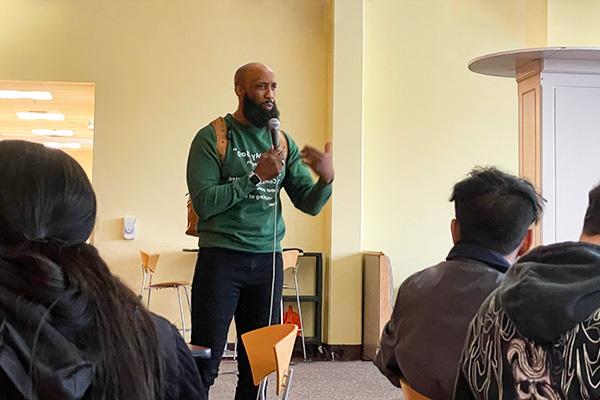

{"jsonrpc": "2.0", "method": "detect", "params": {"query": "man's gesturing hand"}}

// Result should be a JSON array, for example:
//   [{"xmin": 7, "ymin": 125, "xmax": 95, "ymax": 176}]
[{"xmin": 301, "ymin": 142, "xmax": 334, "ymax": 184}]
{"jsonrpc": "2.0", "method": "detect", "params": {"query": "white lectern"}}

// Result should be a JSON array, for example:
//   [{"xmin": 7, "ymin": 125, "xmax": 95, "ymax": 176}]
[{"xmin": 470, "ymin": 47, "xmax": 600, "ymax": 244}]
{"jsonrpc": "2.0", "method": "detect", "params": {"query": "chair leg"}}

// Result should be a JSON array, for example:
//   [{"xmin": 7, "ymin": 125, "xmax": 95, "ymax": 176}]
[
  {"xmin": 257, "ymin": 379, "xmax": 267, "ymax": 400},
  {"xmin": 183, "ymin": 285, "xmax": 191, "ymax": 311},
  {"xmin": 222, "ymin": 326, "xmax": 238, "ymax": 361},
  {"xmin": 293, "ymin": 271, "xmax": 307, "ymax": 362},
  {"xmin": 183, "ymin": 285, "xmax": 191, "ymax": 338},
  {"xmin": 282, "ymin": 368, "xmax": 294, "ymax": 400},
  {"xmin": 176, "ymin": 286, "xmax": 186, "ymax": 341},
  {"xmin": 140, "ymin": 270, "xmax": 145, "ymax": 300},
  {"xmin": 233, "ymin": 336, "xmax": 238, "ymax": 361},
  {"xmin": 147, "ymin": 288, "xmax": 152, "ymax": 309}
]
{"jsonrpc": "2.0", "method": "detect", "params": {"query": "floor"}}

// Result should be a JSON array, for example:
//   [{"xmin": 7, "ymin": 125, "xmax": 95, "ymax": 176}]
[{"xmin": 208, "ymin": 359, "xmax": 403, "ymax": 400}]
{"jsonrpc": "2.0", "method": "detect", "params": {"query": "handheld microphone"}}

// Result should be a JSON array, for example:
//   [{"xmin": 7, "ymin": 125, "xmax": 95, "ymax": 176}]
[{"xmin": 268, "ymin": 118, "xmax": 280, "ymax": 149}]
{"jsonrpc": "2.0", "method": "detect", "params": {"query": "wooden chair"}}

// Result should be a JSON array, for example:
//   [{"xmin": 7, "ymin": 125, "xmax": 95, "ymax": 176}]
[
  {"xmin": 400, "ymin": 378, "xmax": 432, "ymax": 400},
  {"xmin": 139, "ymin": 251, "xmax": 191, "ymax": 340},
  {"xmin": 242, "ymin": 324, "xmax": 298, "ymax": 400},
  {"xmin": 280, "ymin": 248, "xmax": 307, "ymax": 361}
]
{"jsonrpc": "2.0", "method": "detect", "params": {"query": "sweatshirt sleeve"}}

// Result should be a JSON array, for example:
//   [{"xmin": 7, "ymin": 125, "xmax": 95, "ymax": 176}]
[
  {"xmin": 172, "ymin": 326, "xmax": 207, "ymax": 400},
  {"xmin": 151, "ymin": 314, "xmax": 206, "ymax": 400},
  {"xmin": 373, "ymin": 319, "xmax": 403, "ymax": 388},
  {"xmin": 186, "ymin": 126, "xmax": 256, "ymax": 220},
  {"xmin": 282, "ymin": 134, "xmax": 332, "ymax": 216}
]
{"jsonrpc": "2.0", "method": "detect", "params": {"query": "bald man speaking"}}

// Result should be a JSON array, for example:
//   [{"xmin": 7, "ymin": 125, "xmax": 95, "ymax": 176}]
[{"xmin": 186, "ymin": 63, "xmax": 333, "ymax": 399}]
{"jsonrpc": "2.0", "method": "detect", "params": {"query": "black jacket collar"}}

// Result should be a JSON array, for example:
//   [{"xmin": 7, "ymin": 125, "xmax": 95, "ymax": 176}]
[{"xmin": 446, "ymin": 243, "xmax": 510, "ymax": 274}]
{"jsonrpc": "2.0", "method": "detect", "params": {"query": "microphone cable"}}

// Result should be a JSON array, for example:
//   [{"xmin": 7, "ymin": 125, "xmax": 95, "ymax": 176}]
[
  {"xmin": 268, "ymin": 182, "xmax": 278, "ymax": 327},
  {"xmin": 267, "ymin": 118, "xmax": 282, "ymax": 328}
]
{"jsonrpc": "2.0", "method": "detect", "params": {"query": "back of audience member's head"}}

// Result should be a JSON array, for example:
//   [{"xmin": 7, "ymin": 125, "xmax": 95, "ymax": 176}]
[
  {"xmin": 450, "ymin": 167, "xmax": 544, "ymax": 255},
  {"xmin": 0, "ymin": 140, "xmax": 164, "ymax": 400},
  {"xmin": 582, "ymin": 184, "xmax": 600, "ymax": 238}
]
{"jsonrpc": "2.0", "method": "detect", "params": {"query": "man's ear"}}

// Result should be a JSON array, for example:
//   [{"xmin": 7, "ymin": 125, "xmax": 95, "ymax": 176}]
[
  {"xmin": 234, "ymin": 85, "xmax": 244, "ymax": 97},
  {"xmin": 517, "ymin": 228, "xmax": 534, "ymax": 257},
  {"xmin": 451, "ymin": 218, "xmax": 461, "ymax": 245}
]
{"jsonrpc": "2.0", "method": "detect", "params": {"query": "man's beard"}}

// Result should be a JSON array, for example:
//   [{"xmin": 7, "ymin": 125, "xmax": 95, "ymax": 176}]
[{"xmin": 243, "ymin": 95, "xmax": 280, "ymax": 128}]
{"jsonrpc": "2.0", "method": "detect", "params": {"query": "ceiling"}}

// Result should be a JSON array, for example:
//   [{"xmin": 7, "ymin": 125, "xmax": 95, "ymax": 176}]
[{"xmin": 0, "ymin": 80, "xmax": 95, "ymax": 149}]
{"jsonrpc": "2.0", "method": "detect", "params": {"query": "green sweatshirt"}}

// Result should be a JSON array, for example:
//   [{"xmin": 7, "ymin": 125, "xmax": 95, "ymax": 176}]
[{"xmin": 186, "ymin": 114, "xmax": 332, "ymax": 253}]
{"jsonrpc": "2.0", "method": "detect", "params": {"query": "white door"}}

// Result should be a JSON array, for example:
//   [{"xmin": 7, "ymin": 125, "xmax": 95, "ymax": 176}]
[{"xmin": 542, "ymin": 73, "xmax": 600, "ymax": 243}]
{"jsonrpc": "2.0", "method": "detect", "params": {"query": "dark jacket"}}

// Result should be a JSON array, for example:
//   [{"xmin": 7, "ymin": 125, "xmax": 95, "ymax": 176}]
[
  {"xmin": 153, "ymin": 315, "xmax": 206, "ymax": 400},
  {"xmin": 455, "ymin": 242, "xmax": 600, "ymax": 399},
  {"xmin": 0, "ymin": 256, "xmax": 204, "ymax": 400},
  {"xmin": 374, "ymin": 244, "xmax": 509, "ymax": 400}
]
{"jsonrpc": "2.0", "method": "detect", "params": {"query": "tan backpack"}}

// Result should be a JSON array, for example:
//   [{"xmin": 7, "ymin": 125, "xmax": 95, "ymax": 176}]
[{"xmin": 186, "ymin": 117, "xmax": 288, "ymax": 237}]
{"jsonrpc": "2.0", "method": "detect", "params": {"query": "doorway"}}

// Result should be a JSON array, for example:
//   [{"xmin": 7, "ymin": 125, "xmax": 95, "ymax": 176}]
[{"xmin": 0, "ymin": 80, "xmax": 95, "ymax": 180}]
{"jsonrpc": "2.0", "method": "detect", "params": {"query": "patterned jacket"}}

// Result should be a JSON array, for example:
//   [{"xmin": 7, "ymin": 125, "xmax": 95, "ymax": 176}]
[{"xmin": 455, "ymin": 242, "xmax": 600, "ymax": 400}]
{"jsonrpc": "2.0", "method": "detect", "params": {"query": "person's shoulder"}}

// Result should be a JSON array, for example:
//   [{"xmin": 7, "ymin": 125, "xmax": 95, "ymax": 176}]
[
  {"xmin": 398, "ymin": 257, "xmax": 498, "ymax": 299},
  {"xmin": 193, "ymin": 122, "xmax": 216, "ymax": 141},
  {"xmin": 400, "ymin": 260, "xmax": 447, "ymax": 286},
  {"xmin": 396, "ymin": 260, "xmax": 447, "ymax": 300},
  {"xmin": 280, "ymin": 128, "xmax": 293, "ymax": 139},
  {"xmin": 148, "ymin": 313, "xmax": 190, "ymax": 368},
  {"xmin": 149, "ymin": 313, "xmax": 180, "ymax": 341},
  {"xmin": 191, "ymin": 118, "xmax": 225, "ymax": 149},
  {"xmin": 279, "ymin": 129, "xmax": 296, "ymax": 147}
]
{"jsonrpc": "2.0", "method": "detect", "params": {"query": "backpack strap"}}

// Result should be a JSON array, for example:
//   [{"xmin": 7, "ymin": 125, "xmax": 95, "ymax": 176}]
[
  {"xmin": 278, "ymin": 130, "xmax": 289, "ymax": 161},
  {"xmin": 210, "ymin": 117, "xmax": 229, "ymax": 162}
]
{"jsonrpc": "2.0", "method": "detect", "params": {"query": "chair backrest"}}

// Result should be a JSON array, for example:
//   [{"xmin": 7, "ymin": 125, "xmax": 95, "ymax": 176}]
[
  {"xmin": 242, "ymin": 324, "xmax": 298, "ymax": 396},
  {"xmin": 282, "ymin": 249, "xmax": 300, "ymax": 272},
  {"xmin": 140, "ymin": 251, "xmax": 160, "ymax": 274},
  {"xmin": 400, "ymin": 378, "xmax": 432, "ymax": 400}
]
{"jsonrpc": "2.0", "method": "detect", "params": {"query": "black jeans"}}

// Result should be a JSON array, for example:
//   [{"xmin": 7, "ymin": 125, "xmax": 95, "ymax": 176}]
[{"xmin": 191, "ymin": 247, "xmax": 283, "ymax": 400}]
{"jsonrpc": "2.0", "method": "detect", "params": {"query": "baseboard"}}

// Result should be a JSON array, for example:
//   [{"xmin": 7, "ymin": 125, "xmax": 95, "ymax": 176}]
[
  {"xmin": 310, "ymin": 344, "xmax": 363, "ymax": 361},
  {"xmin": 227, "ymin": 341, "xmax": 364, "ymax": 362}
]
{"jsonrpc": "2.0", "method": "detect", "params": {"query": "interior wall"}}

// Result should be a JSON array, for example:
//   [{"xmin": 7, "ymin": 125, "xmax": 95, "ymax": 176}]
[
  {"xmin": 327, "ymin": 0, "xmax": 364, "ymax": 345},
  {"xmin": 0, "ymin": 0, "xmax": 332, "ymax": 328},
  {"xmin": 548, "ymin": 0, "xmax": 600, "ymax": 46},
  {"xmin": 363, "ymin": 0, "xmax": 547, "ymax": 287}
]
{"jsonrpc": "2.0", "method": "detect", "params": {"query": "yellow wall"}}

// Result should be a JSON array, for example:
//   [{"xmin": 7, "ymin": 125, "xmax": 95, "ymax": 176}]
[
  {"xmin": 548, "ymin": 0, "xmax": 600, "ymax": 45},
  {"xmin": 327, "ymin": 0, "xmax": 364, "ymax": 344},
  {"xmin": 525, "ymin": 0, "xmax": 548, "ymax": 47},
  {"xmin": 0, "ymin": 0, "xmax": 332, "ymax": 328},
  {"xmin": 363, "ymin": 0, "xmax": 547, "ymax": 286}
]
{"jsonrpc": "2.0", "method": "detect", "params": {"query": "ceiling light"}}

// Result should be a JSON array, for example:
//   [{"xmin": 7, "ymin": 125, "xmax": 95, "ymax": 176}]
[
  {"xmin": 0, "ymin": 90, "xmax": 53, "ymax": 100},
  {"xmin": 17, "ymin": 111, "xmax": 65, "ymax": 121},
  {"xmin": 32, "ymin": 129, "xmax": 74, "ymax": 137},
  {"xmin": 44, "ymin": 142, "xmax": 82, "ymax": 149},
  {"xmin": 0, "ymin": 90, "xmax": 52, "ymax": 100}
]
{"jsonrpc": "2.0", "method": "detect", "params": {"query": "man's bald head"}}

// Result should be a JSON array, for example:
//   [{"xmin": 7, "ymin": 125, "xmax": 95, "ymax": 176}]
[
  {"xmin": 232, "ymin": 62, "xmax": 279, "ymax": 127},
  {"xmin": 234, "ymin": 63, "xmax": 274, "ymax": 87}
]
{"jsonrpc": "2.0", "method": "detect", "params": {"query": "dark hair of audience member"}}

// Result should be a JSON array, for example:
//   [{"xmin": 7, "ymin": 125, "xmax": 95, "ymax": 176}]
[
  {"xmin": 583, "ymin": 184, "xmax": 600, "ymax": 236},
  {"xmin": 450, "ymin": 166, "xmax": 545, "ymax": 255},
  {"xmin": 0, "ymin": 140, "xmax": 165, "ymax": 399}
]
